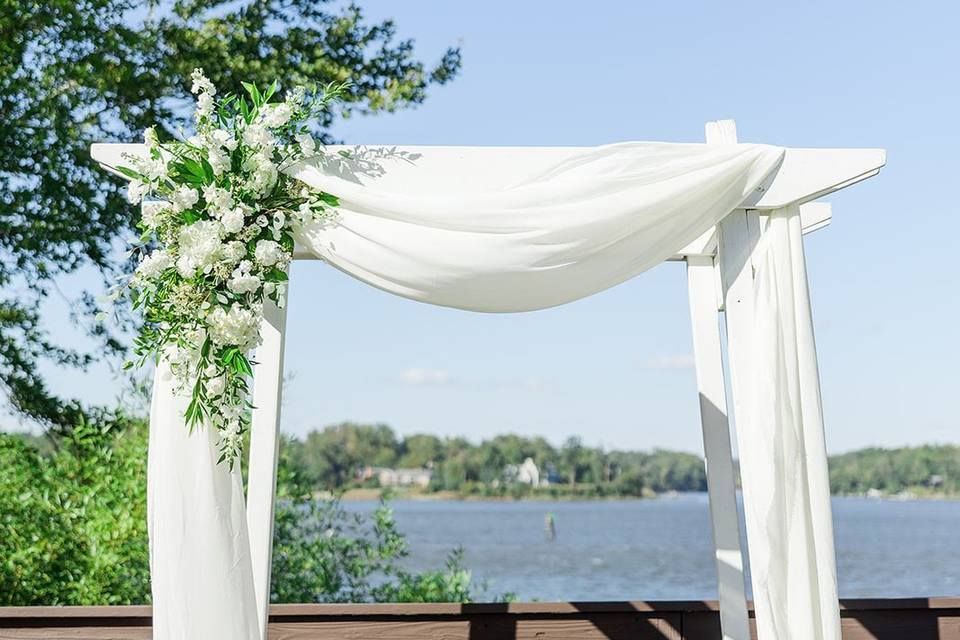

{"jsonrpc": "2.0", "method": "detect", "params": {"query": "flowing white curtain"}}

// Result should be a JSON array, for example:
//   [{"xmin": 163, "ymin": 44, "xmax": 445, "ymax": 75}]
[
  {"xmin": 739, "ymin": 204, "xmax": 841, "ymax": 639},
  {"xmin": 148, "ymin": 362, "xmax": 260, "ymax": 640},
  {"xmin": 148, "ymin": 141, "xmax": 839, "ymax": 639}
]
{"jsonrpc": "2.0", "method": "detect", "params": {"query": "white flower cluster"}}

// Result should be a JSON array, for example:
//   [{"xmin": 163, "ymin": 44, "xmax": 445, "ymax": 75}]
[{"xmin": 118, "ymin": 68, "xmax": 343, "ymax": 464}]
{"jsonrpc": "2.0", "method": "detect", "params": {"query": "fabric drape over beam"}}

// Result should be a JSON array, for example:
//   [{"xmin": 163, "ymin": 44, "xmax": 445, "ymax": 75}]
[{"xmin": 147, "ymin": 141, "xmax": 840, "ymax": 640}]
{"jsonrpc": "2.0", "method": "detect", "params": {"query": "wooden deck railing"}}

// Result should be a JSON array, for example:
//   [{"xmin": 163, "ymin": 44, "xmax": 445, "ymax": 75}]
[{"xmin": 1, "ymin": 598, "xmax": 958, "ymax": 639}]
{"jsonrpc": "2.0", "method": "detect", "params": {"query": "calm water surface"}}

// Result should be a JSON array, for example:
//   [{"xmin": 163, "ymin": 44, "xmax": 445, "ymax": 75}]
[{"xmin": 346, "ymin": 494, "xmax": 960, "ymax": 601}]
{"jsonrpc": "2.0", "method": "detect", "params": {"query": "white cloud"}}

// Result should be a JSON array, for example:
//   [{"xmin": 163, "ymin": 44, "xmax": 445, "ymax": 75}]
[
  {"xmin": 646, "ymin": 354, "xmax": 696, "ymax": 370},
  {"xmin": 398, "ymin": 368, "xmax": 452, "ymax": 386}
]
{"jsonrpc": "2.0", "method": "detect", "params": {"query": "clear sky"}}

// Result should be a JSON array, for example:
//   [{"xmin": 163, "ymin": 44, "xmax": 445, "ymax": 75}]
[{"xmin": 16, "ymin": 0, "xmax": 960, "ymax": 454}]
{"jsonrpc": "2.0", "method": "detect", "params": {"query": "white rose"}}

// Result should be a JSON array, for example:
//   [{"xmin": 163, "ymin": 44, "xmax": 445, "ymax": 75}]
[
  {"xmin": 171, "ymin": 185, "xmax": 200, "ymax": 213},
  {"xmin": 228, "ymin": 270, "xmax": 261, "ymax": 295},
  {"xmin": 254, "ymin": 239, "xmax": 282, "ymax": 267}
]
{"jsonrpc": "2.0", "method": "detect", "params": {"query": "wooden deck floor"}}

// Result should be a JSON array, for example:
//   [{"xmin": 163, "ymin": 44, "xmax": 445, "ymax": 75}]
[{"xmin": 1, "ymin": 598, "xmax": 958, "ymax": 639}]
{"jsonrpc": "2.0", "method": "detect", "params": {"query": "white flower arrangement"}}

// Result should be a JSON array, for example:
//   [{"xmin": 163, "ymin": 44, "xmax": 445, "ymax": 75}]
[{"xmin": 117, "ymin": 69, "xmax": 346, "ymax": 464}]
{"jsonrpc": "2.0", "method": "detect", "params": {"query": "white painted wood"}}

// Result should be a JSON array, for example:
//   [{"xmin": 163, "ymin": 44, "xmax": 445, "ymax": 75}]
[
  {"xmin": 671, "ymin": 202, "xmax": 830, "ymax": 260},
  {"xmin": 692, "ymin": 119, "xmax": 750, "ymax": 640},
  {"xmin": 744, "ymin": 148, "xmax": 885, "ymax": 209},
  {"xmin": 687, "ymin": 255, "xmax": 750, "ymax": 640},
  {"xmin": 712, "ymin": 119, "xmax": 767, "ymax": 630},
  {"xmin": 90, "ymin": 140, "xmax": 883, "ymax": 211},
  {"xmin": 246, "ymin": 298, "xmax": 288, "ymax": 640}
]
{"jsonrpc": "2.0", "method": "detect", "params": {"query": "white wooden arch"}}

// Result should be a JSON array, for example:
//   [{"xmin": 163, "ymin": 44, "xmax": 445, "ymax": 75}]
[{"xmin": 92, "ymin": 120, "xmax": 885, "ymax": 640}]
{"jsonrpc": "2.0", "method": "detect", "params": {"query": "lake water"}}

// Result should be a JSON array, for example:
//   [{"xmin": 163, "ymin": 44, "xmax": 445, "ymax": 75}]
[{"xmin": 345, "ymin": 494, "xmax": 960, "ymax": 601}]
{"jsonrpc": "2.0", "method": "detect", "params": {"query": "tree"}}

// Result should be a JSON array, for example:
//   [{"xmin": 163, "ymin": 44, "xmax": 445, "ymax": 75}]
[
  {"xmin": 0, "ymin": 0, "xmax": 461, "ymax": 432},
  {"xmin": 1, "ymin": 422, "xmax": 489, "ymax": 605}
]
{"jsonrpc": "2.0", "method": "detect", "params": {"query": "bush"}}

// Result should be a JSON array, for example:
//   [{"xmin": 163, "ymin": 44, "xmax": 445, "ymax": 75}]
[
  {"xmin": 0, "ymin": 420, "xmax": 150, "ymax": 605},
  {"xmin": 1, "ymin": 422, "xmax": 486, "ymax": 605},
  {"xmin": 271, "ymin": 496, "xmax": 477, "ymax": 603}
]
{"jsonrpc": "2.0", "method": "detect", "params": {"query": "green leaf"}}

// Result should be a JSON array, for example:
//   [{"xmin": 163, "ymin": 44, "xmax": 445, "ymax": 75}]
[
  {"xmin": 200, "ymin": 156, "xmax": 215, "ymax": 183},
  {"xmin": 263, "ymin": 79, "xmax": 278, "ymax": 102},
  {"xmin": 318, "ymin": 192, "xmax": 340, "ymax": 206},
  {"xmin": 116, "ymin": 165, "xmax": 146, "ymax": 181},
  {"xmin": 265, "ymin": 267, "xmax": 288, "ymax": 282}
]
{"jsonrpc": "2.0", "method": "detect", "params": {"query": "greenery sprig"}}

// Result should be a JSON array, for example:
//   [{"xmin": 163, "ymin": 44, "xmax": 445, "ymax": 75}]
[{"xmin": 116, "ymin": 69, "xmax": 345, "ymax": 464}]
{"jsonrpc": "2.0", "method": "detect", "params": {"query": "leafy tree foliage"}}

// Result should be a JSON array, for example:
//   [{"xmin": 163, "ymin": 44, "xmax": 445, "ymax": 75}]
[
  {"xmin": 0, "ymin": 421, "xmax": 149, "ymax": 604},
  {"xmin": 0, "ymin": 0, "xmax": 460, "ymax": 432},
  {"xmin": 829, "ymin": 445, "xmax": 960, "ymax": 495},
  {"xmin": 1, "ymin": 423, "xmax": 484, "ymax": 605},
  {"xmin": 283, "ymin": 422, "xmax": 709, "ymax": 497}
]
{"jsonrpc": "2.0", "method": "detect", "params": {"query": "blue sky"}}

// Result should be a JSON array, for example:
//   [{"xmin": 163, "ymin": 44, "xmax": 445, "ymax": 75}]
[{"xmin": 15, "ymin": 0, "xmax": 959, "ymax": 454}]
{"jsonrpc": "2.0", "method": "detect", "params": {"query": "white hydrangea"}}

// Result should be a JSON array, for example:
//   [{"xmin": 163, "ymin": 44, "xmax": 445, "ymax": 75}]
[
  {"xmin": 176, "ymin": 220, "xmax": 223, "ymax": 278},
  {"xmin": 144, "ymin": 126, "xmax": 158, "ymax": 146},
  {"xmin": 254, "ymin": 239, "xmax": 282, "ymax": 267},
  {"xmin": 206, "ymin": 375, "xmax": 226, "ymax": 398},
  {"xmin": 295, "ymin": 132, "xmax": 316, "ymax": 156},
  {"xmin": 221, "ymin": 240, "xmax": 246, "ymax": 265},
  {"xmin": 144, "ymin": 158, "xmax": 168, "ymax": 181},
  {"xmin": 227, "ymin": 267, "xmax": 261, "ymax": 295},
  {"xmin": 242, "ymin": 124, "xmax": 274, "ymax": 149},
  {"xmin": 210, "ymin": 128, "xmax": 238, "ymax": 151},
  {"xmin": 208, "ymin": 148, "xmax": 231, "ymax": 176},
  {"xmin": 141, "ymin": 204, "xmax": 169, "ymax": 230},
  {"xmin": 261, "ymin": 103, "xmax": 293, "ymax": 128},
  {"xmin": 202, "ymin": 184, "xmax": 233, "ymax": 212},
  {"xmin": 171, "ymin": 185, "xmax": 200, "ymax": 213},
  {"xmin": 190, "ymin": 68, "xmax": 216, "ymax": 95},
  {"xmin": 127, "ymin": 180, "xmax": 149, "ymax": 204},
  {"xmin": 134, "ymin": 250, "xmax": 172, "ymax": 282},
  {"xmin": 207, "ymin": 305, "xmax": 260, "ymax": 350},
  {"xmin": 196, "ymin": 92, "xmax": 214, "ymax": 120},
  {"xmin": 249, "ymin": 162, "xmax": 277, "ymax": 196},
  {"xmin": 220, "ymin": 207, "xmax": 246, "ymax": 235}
]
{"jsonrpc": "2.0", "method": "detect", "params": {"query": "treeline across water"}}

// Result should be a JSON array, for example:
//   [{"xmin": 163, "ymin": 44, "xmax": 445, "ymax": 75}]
[
  {"xmin": 282, "ymin": 423, "xmax": 706, "ymax": 498},
  {"xmin": 281, "ymin": 423, "xmax": 960, "ymax": 498}
]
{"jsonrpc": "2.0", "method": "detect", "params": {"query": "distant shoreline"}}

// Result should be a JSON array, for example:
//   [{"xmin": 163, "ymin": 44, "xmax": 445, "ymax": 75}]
[{"xmin": 320, "ymin": 487, "xmax": 960, "ymax": 503}]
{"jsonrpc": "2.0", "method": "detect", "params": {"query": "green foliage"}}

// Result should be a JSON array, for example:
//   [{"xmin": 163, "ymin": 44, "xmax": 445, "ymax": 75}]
[
  {"xmin": 1, "ymin": 422, "xmax": 483, "ymax": 605},
  {"xmin": 0, "ymin": 421, "xmax": 149, "ymax": 605},
  {"xmin": 283, "ymin": 422, "xmax": 708, "ymax": 497},
  {"xmin": 829, "ymin": 445, "xmax": 960, "ymax": 495},
  {"xmin": 0, "ymin": 0, "xmax": 461, "ymax": 433},
  {"xmin": 271, "ymin": 496, "xmax": 478, "ymax": 603}
]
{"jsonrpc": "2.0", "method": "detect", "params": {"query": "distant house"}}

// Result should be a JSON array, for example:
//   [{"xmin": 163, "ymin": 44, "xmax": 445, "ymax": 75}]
[
  {"xmin": 504, "ymin": 457, "xmax": 541, "ymax": 486},
  {"xmin": 359, "ymin": 466, "xmax": 433, "ymax": 488}
]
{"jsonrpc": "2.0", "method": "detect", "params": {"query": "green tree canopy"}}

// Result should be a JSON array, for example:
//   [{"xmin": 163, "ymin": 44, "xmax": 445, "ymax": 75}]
[{"xmin": 0, "ymin": 0, "xmax": 460, "ymax": 432}]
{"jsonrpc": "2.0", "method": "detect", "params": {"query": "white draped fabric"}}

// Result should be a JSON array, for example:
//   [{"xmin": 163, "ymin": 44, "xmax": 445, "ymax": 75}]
[
  {"xmin": 742, "ymin": 205, "xmax": 840, "ymax": 638},
  {"xmin": 147, "ymin": 141, "xmax": 840, "ymax": 639},
  {"xmin": 148, "ymin": 362, "xmax": 260, "ymax": 640}
]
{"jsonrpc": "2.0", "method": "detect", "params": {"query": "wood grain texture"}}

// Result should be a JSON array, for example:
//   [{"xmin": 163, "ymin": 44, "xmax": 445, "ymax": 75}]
[{"xmin": 2, "ymin": 599, "xmax": 958, "ymax": 639}]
